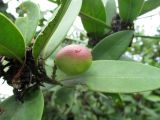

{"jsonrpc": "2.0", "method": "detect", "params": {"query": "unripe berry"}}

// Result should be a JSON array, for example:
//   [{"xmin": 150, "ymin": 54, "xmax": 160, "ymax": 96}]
[{"xmin": 55, "ymin": 44, "xmax": 92, "ymax": 75}]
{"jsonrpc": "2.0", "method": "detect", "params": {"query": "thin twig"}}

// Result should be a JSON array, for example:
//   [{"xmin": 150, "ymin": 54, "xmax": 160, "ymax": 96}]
[
  {"xmin": 44, "ymin": 76, "xmax": 62, "ymax": 86},
  {"xmin": 134, "ymin": 34, "xmax": 160, "ymax": 39},
  {"xmin": 137, "ymin": 13, "xmax": 160, "ymax": 20}
]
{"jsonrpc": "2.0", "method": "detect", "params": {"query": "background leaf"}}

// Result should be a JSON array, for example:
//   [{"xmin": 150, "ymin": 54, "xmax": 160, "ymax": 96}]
[
  {"xmin": 118, "ymin": 0, "xmax": 144, "ymax": 21},
  {"xmin": 33, "ymin": 0, "xmax": 82, "ymax": 61},
  {"xmin": 0, "ymin": 13, "xmax": 25, "ymax": 62},
  {"xmin": 55, "ymin": 87, "xmax": 75, "ymax": 107},
  {"xmin": 0, "ymin": 88, "xmax": 44, "ymax": 120},
  {"xmin": 105, "ymin": 0, "xmax": 117, "ymax": 26},
  {"xmin": 80, "ymin": 0, "xmax": 109, "ymax": 36},
  {"xmin": 144, "ymin": 95, "xmax": 160, "ymax": 102},
  {"xmin": 92, "ymin": 30, "xmax": 134, "ymax": 60},
  {"xmin": 15, "ymin": 1, "xmax": 40, "ymax": 46},
  {"xmin": 62, "ymin": 60, "xmax": 160, "ymax": 93},
  {"xmin": 140, "ymin": 0, "xmax": 160, "ymax": 15}
]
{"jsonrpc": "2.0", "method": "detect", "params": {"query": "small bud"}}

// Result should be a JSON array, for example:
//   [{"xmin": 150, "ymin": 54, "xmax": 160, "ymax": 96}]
[{"xmin": 55, "ymin": 44, "xmax": 92, "ymax": 75}]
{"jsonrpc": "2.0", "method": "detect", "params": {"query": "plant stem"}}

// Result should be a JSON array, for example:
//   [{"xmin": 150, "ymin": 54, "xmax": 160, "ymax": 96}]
[
  {"xmin": 44, "ymin": 76, "xmax": 62, "ymax": 86},
  {"xmin": 134, "ymin": 34, "xmax": 160, "ymax": 39}
]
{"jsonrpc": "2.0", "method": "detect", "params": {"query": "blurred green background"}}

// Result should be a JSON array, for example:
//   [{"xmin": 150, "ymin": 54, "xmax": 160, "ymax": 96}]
[{"xmin": 0, "ymin": 0, "xmax": 160, "ymax": 120}]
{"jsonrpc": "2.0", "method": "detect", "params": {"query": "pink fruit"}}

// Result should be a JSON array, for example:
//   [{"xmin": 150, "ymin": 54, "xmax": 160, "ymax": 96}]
[{"xmin": 55, "ymin": 44, "xmax": 92, "ymax": 75}]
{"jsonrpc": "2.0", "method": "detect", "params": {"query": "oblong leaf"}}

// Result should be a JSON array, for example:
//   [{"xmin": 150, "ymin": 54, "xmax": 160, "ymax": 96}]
[
  {"xmin": 140, "ymin": 0, "xmax": 160, "ymax": 15},
  {"xmin": 0, "ymin": 88, "xmax": 44, "ymax": 120},
  {"xmin": 92, "ymin": 30, "xmax": 134, "ymax": 60},
  {"xmin": 80, "ymin": 0, "xmax": 108, "ymax": 36},
  {"xmin": 105, "ymin": 0, "xmax": 117, "ymax": 25},
  {"xmin": 33, "ymin": 0, "xmax": 82, "ymax": 61},
  {"xmin": 118, "ymin": 0, "xmax": 144, "ymax": 21},
  {"xmin": 15, "ymin": 1, "xmax": 40, "ymax": 46},
  {"xmin": 15, "ymin": 17, "xmax": 28, "ymax": 41},
  {"xmin": 63, "ymin": 60, "xmax": 160, "ymax": 93},
  {"xmin": 0, "ymin": 13, "xmax": 25, "ymax": 62}
]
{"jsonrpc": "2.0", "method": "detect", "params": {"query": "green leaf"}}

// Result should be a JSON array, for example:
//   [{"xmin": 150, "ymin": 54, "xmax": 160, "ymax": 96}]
[
  {"xmin": 105, "ymin": 0, "xmax": 117, "ymax": 25},
  {"xmin": 145, "ymin": 95, "xmax": 160, "ymax": 102},
  {"xmin": 15, "ymin": 17, "xmax": 28, "ymax": 40},
  {"xmin": 15, "ymin": 1, "xmax": 40, "ymax": 46},
  {"xmin": 140, "ymin": 0, "xmax": 160, "ymax": 15},
  {"xmin": 100, "ymin": 93, "xmax": 123, "ymax": 104},
  {"xmin": 55, "ymin": 87, "xmax": 75, "ymax": 107},
  {"xmin": 0, "ymin": 88, "xmax": 44, "ymax": 120},
  {"xmin": 33, "ymin": 0, "xmax": 82, "ymax": 61},
  {"xmin": 62, "ymin": 60, "xmax": 160, "ymax": 93},
  {"xmin": 80, "ymin": 0, "xmax": 109, "ymax": 36},
  {"xmin": 0, "ymin": 13, "xmax": 25, "ymax": 62},
  {"xmin": 92, "ymin": 30, "xmax": 134, "ymax": 60},
  {"xmin": 118, "ymin": 0, "xmax": 144, "ymax": 21}
]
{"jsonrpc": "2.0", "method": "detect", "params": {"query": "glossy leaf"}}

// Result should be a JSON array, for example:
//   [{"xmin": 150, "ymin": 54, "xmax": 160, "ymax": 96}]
[
  {"xmin": 118, "ymin": 0, "xmax": 144, "ymax": 21},
  {"xmin": 62, "ymin": 60, "xmax": 160, "ymax": 93},
  {"xmin": 92, "ymin": 30, "xmax": 134, "ymax": 60},
  {"xmin": 80, "ymin": 0, "xmax": 109, "ymax": 36},
  {"xmin": 0, "ymin": 13, "xmax": 25, "ymax": 62},
  {"xmin": 15, "ymin": 1, "xmax": 40, "ymax": 46},
  {"xmin": 33, "ymin": 0, "xmax": 82, "ymax": 61},
  {"xmin": 0, "ymin": 88, "xmax": 44, "ymax": 120},
  {"xmin": 140, "ymin": 0, "xmax": 160, "ymax": 15},
  {"xmin": 105, "ymin": 0, "xmax": 117, "ymax": 25}
]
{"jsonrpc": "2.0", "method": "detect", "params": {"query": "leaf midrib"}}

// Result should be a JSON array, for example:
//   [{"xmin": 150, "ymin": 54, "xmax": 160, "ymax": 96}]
[{"xmin": 80, "ymin": 11, "xmax": 111, "ymax": 29}]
